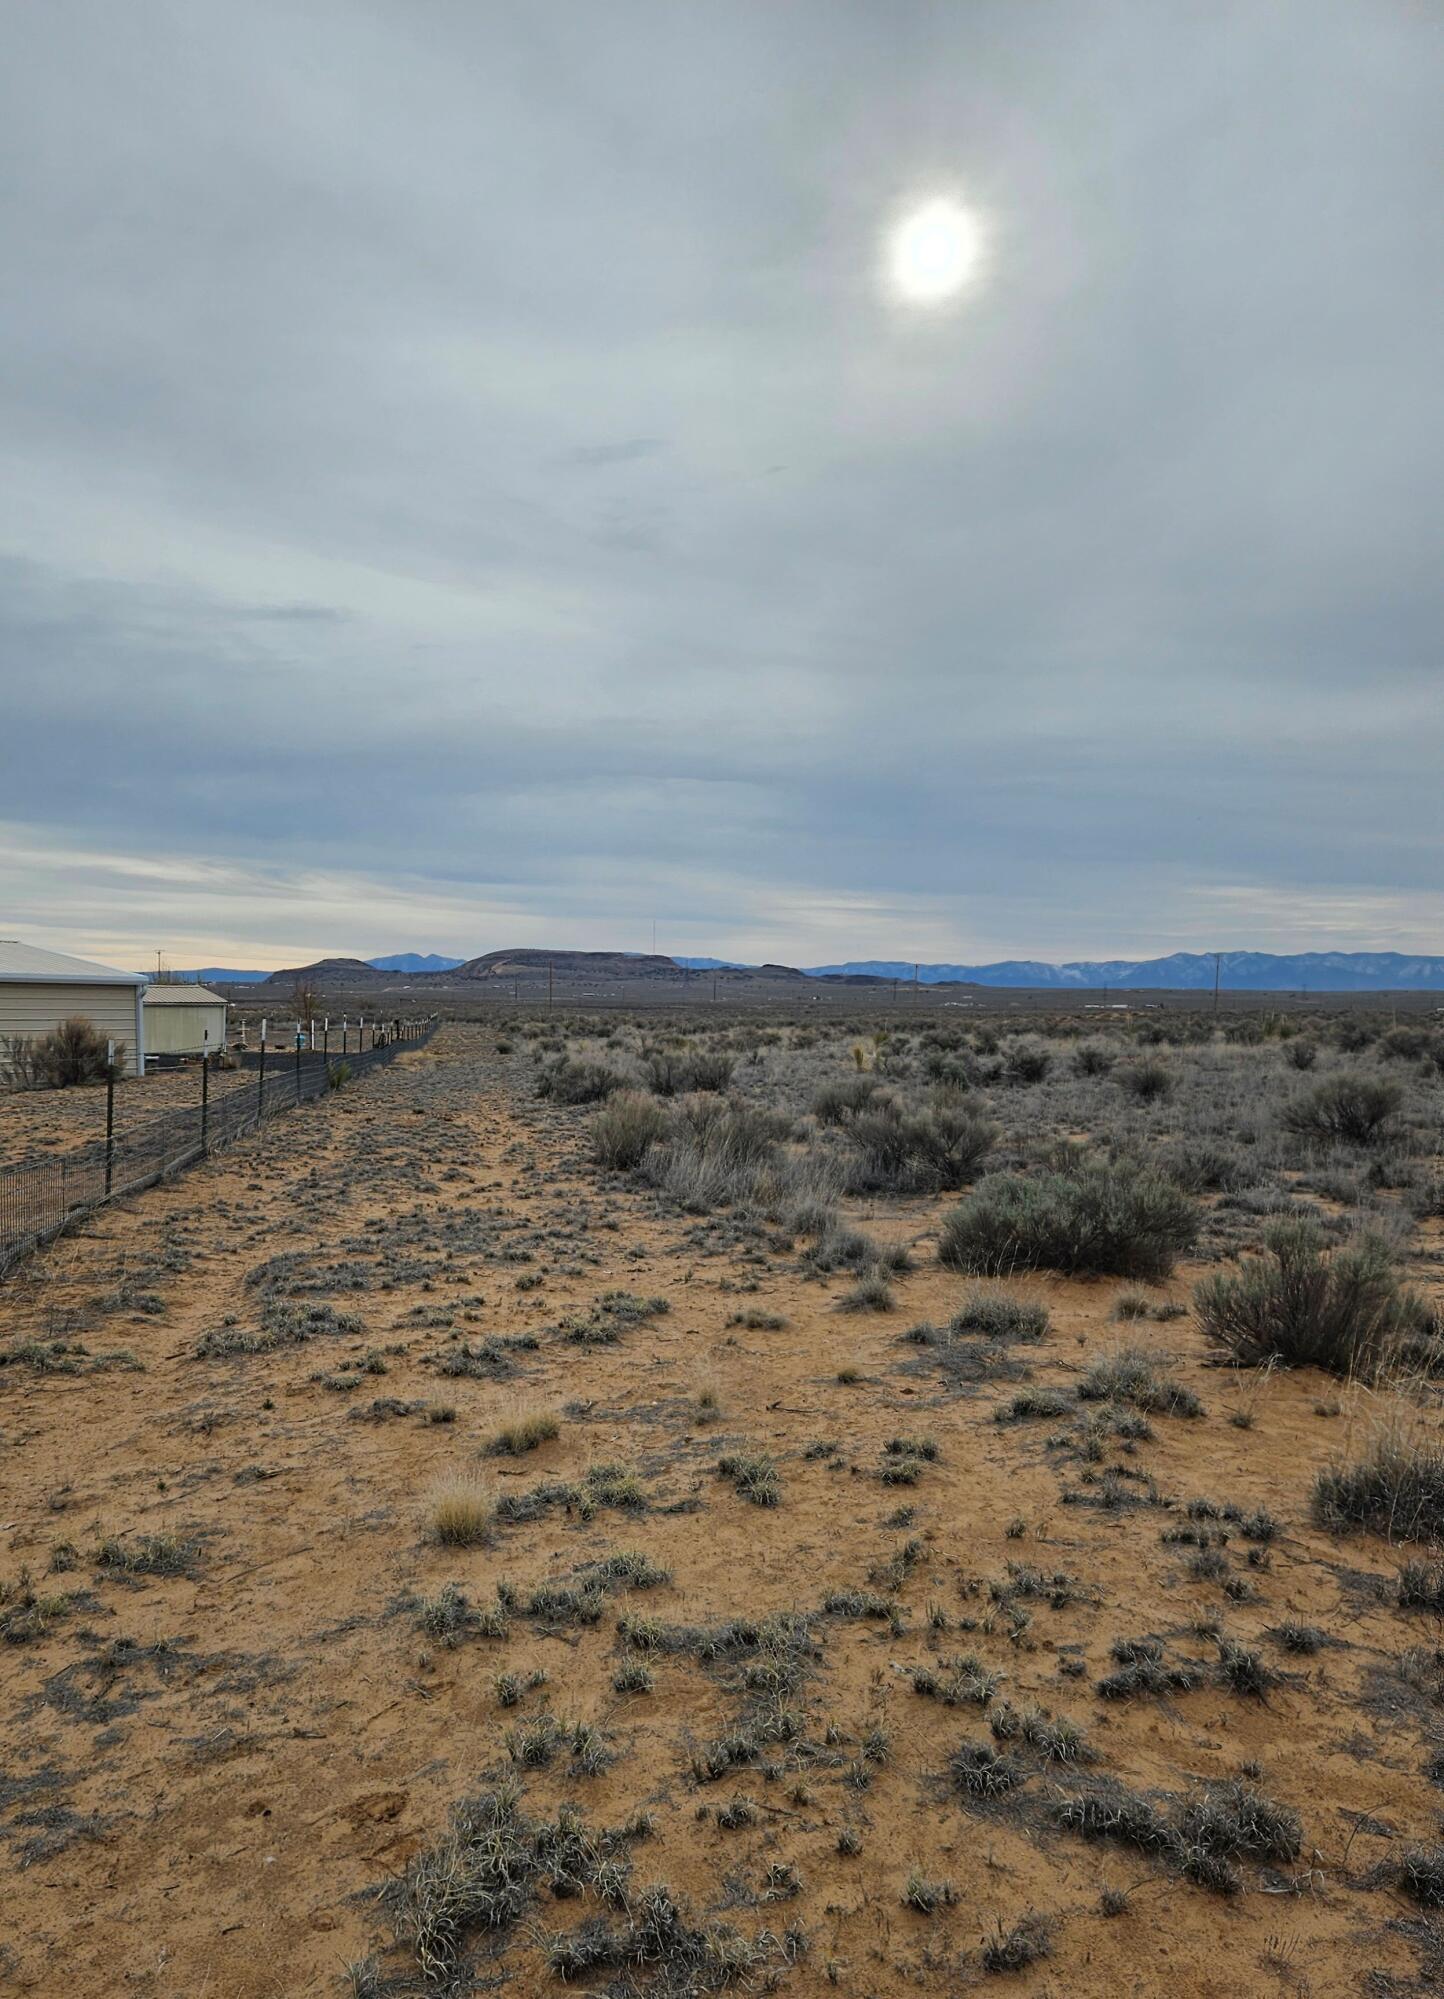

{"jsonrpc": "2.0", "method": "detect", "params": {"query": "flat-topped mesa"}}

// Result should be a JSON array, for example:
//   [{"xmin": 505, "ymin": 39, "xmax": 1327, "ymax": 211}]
[{"xmin": 455, "ymin": 949, "xmax": 682, "ymax": 981}]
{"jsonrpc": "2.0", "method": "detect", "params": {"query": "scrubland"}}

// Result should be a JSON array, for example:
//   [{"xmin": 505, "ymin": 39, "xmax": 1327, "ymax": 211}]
[{"xmin": 1, "ymin": 1005, "xmax": 1443, "ymax": 1995}]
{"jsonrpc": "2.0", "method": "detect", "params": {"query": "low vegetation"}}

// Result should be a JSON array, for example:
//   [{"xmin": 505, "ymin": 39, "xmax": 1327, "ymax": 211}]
[
  {"xmin": 1314, "ymin": 1422, "xmax": 1444, "ymax": 1542},
  {"xmin": 939, "ymin": 1160, "xmax": 1199, "ymax": 1280},
  {"xmin": 6, "ymin": 1000, "xmax": 1444, "ymax": 1995},
  {"xmin": 1194, "ymin": 1220, "xmax": 1432, "ymax": 1379}
]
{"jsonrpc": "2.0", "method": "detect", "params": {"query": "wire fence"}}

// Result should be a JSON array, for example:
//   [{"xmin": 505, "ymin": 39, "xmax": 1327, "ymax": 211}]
[{"xmin": 0, "ymin": 1018, "xmax": 437, "ymax": 1277}]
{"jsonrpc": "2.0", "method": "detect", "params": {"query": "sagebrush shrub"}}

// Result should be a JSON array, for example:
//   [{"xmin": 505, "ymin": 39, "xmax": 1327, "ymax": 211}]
[
  {"xmin": 813, "ymin": 1076, "xmax": 884, "ymax": 1124},
  {"xmin": 1001, "ymin": 1042, "xmax": 1050, "ymax": 1085},
  {"xmin": 643, "ymin": 1049, "xmax": 734, "ymax": 1096},
  {"xmin": 591, "ymin": 1091, "xmax": 669, "ymax": 1170},
  {"xmin": 939, "ymin": 1161, "xmax": 1199, "ymax": 1281},
  {"xmin": 536, "ymin": 1058, "xmax": 625, "ymax": 1105},
  {"xmin": 8, "ymin": 1017, "xmax": 119, "ymax": 1088},
  {"xmin": 845, "ymin": 1103, "xmax": 996, "ymax": 1195},
  {"xmin": 1194, "ymin": 1221, "xmax": 1431, "ymax": 1379},
  {"xmin": 1281, "ymin": 1072, "xmax": 1402, "ymax": 1148},
  {"xmin": 1117, "ymin": 1059, "xmax": 1172, "ymax": 1103},
  {"xmin": 1164, "ymin": 1140, "xmax": 1258, "ymax": 1194}
]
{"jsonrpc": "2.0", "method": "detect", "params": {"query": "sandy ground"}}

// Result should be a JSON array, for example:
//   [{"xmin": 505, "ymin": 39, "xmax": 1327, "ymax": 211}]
[
  {"xmin": 0, "ymin": 1024, "xmax": 1439, "ymax": 1996},
  {"xmin": 0, "ymin": 1067, "xmax": 255, "ymax": 1168}
]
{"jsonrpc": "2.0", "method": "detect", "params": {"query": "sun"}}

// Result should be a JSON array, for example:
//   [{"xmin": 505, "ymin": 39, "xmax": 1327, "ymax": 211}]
[{"xmin": 888, "ymin": 197, "xmax": 983, "ymax": 304}]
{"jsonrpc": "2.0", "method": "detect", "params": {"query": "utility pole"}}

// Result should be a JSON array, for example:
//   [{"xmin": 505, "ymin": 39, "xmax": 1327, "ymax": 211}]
[
  {"xmin": 1212, "ymin": 952, "xmax": 1221, "ymax": 1019},
  {"xmin": 548, "ymin": 960, "xmax": 554, "ymax": 1012},
  {"xmin": 913, "ymin": 962, "xmax": 920, "ymax": 1005}
]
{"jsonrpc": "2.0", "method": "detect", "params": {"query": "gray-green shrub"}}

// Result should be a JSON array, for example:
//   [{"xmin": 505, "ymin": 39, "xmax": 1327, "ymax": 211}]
[
  {"xmin": 939, "ymin": 1161, "xmax": 1199, "ymax": 1281},
  {"xmin": 1194, "ymin": 1221, "xmax": 1432, "ymax": 1379}
]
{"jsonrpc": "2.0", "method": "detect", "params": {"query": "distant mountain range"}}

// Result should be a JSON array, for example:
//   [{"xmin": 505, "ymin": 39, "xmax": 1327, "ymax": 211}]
[
  {"xmin": 368, "ymin": 952, "xmax": 465, "ymax": 973},
  {"xmin": 156, "ymin": 947, "xmax": 1444, "ymax": 992},
  {"xmin": 803, "ymin": 952, "xmax": 1444, "ymax": 992}
]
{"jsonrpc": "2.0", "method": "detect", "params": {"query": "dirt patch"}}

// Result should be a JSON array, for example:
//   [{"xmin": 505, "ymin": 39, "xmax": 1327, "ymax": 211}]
[{"xmin": 0, "ymin": 1021, "xmax": 1439, "ymax": 1995}]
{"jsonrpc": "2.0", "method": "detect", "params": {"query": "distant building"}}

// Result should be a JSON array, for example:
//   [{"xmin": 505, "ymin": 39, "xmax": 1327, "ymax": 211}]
[
  {"xmin": 143, "ymin": 983, "xmax": 228, "ymax": 1058},
  {"xmin": 0, "ymin": 941, "xmax": 147, "ymax": 1076}
]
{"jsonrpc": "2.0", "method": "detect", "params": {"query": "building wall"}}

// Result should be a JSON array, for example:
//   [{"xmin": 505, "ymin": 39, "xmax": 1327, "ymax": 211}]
[
  {"xmin": 0, "ymin": 982, "xmax": 144, "ymax": 1075},
  {"xmin": 144, "ymin": 1000, "xmax": 228, "ymax": 1056}
]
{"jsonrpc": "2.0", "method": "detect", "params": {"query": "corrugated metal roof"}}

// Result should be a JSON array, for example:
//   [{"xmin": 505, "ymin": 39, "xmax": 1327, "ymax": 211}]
[
  {"xmin": 0, "ymin": 940, "xmax": 147, "ymax": 986},
  {"xmin": 143, "ymin": 984, "xmax": 226, "ymax": 1006}
]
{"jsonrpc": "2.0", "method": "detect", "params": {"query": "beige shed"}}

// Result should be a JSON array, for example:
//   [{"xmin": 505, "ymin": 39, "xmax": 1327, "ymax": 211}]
[
  {"xmin": 142, "ymin": 983, "xmax": 229, "ymax": 1057},
  {"xmin": 0, "ymin": 940, "xmax": 147, "ymax": 1076}
]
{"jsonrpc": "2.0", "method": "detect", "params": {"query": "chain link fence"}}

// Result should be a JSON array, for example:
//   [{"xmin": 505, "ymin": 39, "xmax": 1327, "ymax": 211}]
[{"xmin": 0, "ymin": 1019, "xmax": 437, "ymax": 1276}]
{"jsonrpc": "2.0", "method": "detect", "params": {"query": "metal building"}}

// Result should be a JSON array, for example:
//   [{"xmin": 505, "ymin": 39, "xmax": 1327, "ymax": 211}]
[
  {"xmin": 0, "ymin": 941, "xmax": 147, "ymax": 1076},
  {"xmin": 142, "ymin": 983, "xmax": 229, "ymax": 1058}
]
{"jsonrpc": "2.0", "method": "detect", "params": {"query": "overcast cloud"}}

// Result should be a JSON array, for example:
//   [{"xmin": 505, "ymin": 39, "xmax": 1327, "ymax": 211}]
[{"xmin": 1, "ymin": 0, "xmax": 1439, "ymax": 969}]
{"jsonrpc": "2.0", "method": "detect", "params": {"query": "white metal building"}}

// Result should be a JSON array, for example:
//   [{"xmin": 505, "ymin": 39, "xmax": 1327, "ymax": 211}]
[
  {"xmin": 142, "ymin": 983, "xmax": 228, "ymax": 1057},
  {"xmin": 0, "ymin": 941, "xmax": 147, "ymax": 1076}
]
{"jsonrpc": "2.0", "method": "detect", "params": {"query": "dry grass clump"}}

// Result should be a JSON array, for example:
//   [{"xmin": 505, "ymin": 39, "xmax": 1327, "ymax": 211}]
[
  {"xmin": 1078, "ymin": 1344, "xmax": 1203, "ymax": 1416},
  {"xmin": 485, "ymin": 1402, "xmax": 561, "ymax": 1456},
  {"xmin": 692, "ymin": 1371, "xmax": 723, "ymax": 1425},
  {"xmin": 1313, "ymin": 1411, "xmax": 1444, "ymax": 1543},
  {"xmin": 94, "ymin": 1531, "xmax": 195, "ymax": 1576},
  {"xmin": 949, "ymin": 1289, "xmax": 1050, "ymax": 1342},
  {"xmin": 641, "ymin": 1098, "xmax": 793, "ymax": 1213},
  {"xmin": 717, "ymin": 1450, "xmax": 781, "ymax": 1507},
  {"xmin": 426, "ymin": 1472, "xmax": 495, "ymax": 1547},
  {"xmin": 837, "ymin": 1268, "xmax": 896, "ymax": 1313},
  {"xmin": 1055, "ymin": 1774, "xmax": 1300, "ymax": 1895},
  {"xmin": 939, "ymin": 1161, "xmax": 1198, "ymax": 1281},
  {"xmin": 1195, "ymin": 1221, "xmax": 1432, "ymax": 1380}
]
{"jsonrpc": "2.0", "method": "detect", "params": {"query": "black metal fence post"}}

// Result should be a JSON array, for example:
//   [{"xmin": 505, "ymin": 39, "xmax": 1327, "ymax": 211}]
[
  {"xmin": 201, "ymin": 1051, "xmax": 209, "ymax": 1157},
  {"xmin": 258, "ymin": 1040, "xmax": 266, "ymax": 1116}
]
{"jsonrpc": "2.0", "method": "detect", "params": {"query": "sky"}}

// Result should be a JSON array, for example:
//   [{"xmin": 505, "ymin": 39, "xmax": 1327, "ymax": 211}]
[{"xmin": 1, "ymin": 0, "xmax": 1439, "ymax": 972}]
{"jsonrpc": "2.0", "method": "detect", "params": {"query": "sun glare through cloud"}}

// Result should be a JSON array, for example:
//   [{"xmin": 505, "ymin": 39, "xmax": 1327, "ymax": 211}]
[{"xmin": 887, "ymin": 196, "xmax": 983, "ymax": 303}]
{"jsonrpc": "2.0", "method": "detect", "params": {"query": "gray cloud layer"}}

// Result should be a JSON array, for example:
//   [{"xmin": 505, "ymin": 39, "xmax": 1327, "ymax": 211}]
[{"xmin": 1, "ymin": 1, "xmax": 1439, "ymax": 967}]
